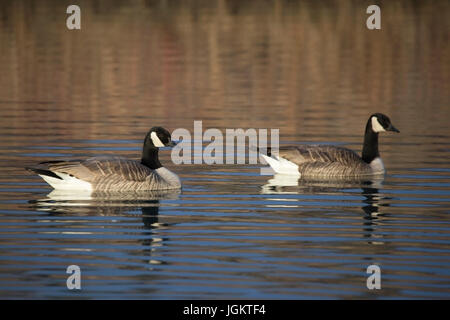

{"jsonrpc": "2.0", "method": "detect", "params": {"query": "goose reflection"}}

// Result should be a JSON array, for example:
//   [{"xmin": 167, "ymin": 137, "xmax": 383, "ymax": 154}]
[
  {"xmin": 261, "ymin": 173, "xmax": 385, "ymax": 193},
  {"xmin": 261, "ymin": 173, "xmax": 389, "ymax": 244},
  {"xmin": 360, "ymin": 185, "xmax": 391, "ymax": 245},
  {"xmin": 28, "ymin": 189, "xmax": 181, "ymax": 266}
]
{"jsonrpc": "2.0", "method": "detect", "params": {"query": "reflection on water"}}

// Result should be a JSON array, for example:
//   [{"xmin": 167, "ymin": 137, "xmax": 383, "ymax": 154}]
[
  {"xmin": 262, "ymin": 174, "xmax": 385, "ymax": 192},
  {"xmin": 0, "ymin": 0, "xmax": 449, "ymax": 299},
  {"xmin": 35, "ymin": 189, "xmax": 181, "ymax": 204},
  {"xmin": 262, "ymin": 176, "xmax": 389, "ymax": 244},
  {"xmin": 29, "ymin": 190, "xmax": 180, "ymax": 269}
]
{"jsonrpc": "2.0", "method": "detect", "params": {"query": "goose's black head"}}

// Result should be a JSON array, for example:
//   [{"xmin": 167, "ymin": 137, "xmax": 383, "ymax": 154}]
[
  {"xmin": 146, "ymin": 126, "xmax": 176, "ymax": 148},
  {"xmin": 369, "ymin": 113, "xmax": 400, "ymax": 134},
  {"xmin": 141, "ymin": 126, "xmax": 176, "ymax": 169}
]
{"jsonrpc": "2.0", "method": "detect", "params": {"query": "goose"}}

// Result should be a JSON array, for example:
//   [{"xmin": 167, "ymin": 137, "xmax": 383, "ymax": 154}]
[
  {"xmin": 26, "ymin": 127, "xmax": 181, "ymax": 191},
  {"xmin": 260, "ymin": 113, "xmax": 399, "ymax": 178}
]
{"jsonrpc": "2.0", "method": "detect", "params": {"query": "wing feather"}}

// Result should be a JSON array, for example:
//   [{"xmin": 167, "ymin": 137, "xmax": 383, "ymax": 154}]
[
  {"xmin": 38, "ymin": 156, "xmax": 155, "ymax": 183},
  {"xmin": 276, "ymin": 145, "xmax": 371, "ymax": 177}
]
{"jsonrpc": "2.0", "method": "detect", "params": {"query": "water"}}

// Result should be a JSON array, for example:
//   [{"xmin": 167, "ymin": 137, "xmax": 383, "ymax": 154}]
[{"xmin": 0, "ymin": 1, "xmax": 449, "ymax": 299}]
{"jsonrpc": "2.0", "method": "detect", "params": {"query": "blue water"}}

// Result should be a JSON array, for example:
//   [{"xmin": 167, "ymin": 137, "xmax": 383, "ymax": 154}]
[{"xmin": 0, "ymin": 0, "xmax": 449, "ymax": 299}]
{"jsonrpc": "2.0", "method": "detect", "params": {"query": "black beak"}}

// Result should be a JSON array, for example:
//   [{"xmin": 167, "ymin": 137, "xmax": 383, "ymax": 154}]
[
  {"xmin": 387, "ymin": 124, "xmax": 400, "ymax": 133},
  {"xmin": 166, "ymin": 141, "xmax": 177, "ymax": 147}
]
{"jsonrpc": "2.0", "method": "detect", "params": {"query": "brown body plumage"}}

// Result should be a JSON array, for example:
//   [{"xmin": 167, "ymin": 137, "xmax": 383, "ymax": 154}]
[
  {"xmin": 29, "ymin": 156, "xmax": 180, "ymax": 191},
  {"xmin": 275, "ymin": 145, "xmax": 377, "ymax": 178},
  {"xmin": 27, "ymin": 126, "xmax": 181, "ymax": 191}
]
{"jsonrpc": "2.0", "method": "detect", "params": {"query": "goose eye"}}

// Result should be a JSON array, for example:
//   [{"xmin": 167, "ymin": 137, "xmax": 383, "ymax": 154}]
[{"xmin": 159, "ymin": 134, "xmax": 168, "ymax": 144}]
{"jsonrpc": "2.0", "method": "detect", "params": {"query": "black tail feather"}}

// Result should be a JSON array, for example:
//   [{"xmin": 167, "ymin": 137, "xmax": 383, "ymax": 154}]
[
  {"xmin": 255, "ymin": 146, "xmax": 272, "ymax": 156},
  {"xmin": 26, "ymin": 167, "xmax": 62, "ymax": 180}
]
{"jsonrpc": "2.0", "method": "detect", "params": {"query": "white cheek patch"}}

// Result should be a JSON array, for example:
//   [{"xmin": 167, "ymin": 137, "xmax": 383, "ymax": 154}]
[
  {"xmin": 371, "ymin": 117, "xmax": 386, "ymax": 132},
  {"xmin": 150, "ymin": 131, "xmax": 165, "ymax": 147}
]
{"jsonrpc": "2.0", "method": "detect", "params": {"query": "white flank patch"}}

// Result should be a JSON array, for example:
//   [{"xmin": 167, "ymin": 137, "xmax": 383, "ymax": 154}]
[
  {"xmin": 260, "ymin": 154, "xmax": 300, "ymax": 175},
  {"xmin": 266, "ymin": 173, "xmax": 300, "ymax": 187},
  {"xmin": 47, "ymin": 189, "xmax": 94, "ymax": 201},
  {"xmin": 39, "ymin": 172, "xmax": 92, "ymax": 191},
  {"xmin": 370, "ymin": 157, "xmax": 385, "ymax": 173},
  {"xmin": 150, "ymin": 131, "xmax": 165, "ymax": 147},
  {"xmin": 371, "ymin": 116, "xmax": 386, "ymax": 132}
]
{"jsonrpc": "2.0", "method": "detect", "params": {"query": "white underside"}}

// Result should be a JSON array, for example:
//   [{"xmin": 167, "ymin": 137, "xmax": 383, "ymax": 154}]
[
  {"xmin": 39, "ymin": 173, "xmax": 93, "ymax": 191},
  {"xmin": 260, "ymin": 154, "xmax": 300, "ymax": 176},
  {"xmin": 266, "ymin": 173, "xmax": 301, "ymax": 187}
]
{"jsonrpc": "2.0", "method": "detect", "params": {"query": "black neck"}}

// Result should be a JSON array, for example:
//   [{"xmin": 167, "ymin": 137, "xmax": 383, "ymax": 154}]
[
  {"xmin": 141, "ymin": 135, "xmax": 162, "ymax": 169},
  {"xmin": 361, "ymin": 119, "xmax": 379, "ymax": 163}
]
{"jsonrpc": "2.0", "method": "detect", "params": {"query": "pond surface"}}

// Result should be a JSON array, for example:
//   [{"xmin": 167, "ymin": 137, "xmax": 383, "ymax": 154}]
[{"xmin": 0, "ymin": 1, "xmax": 449, "ymax": 299}]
